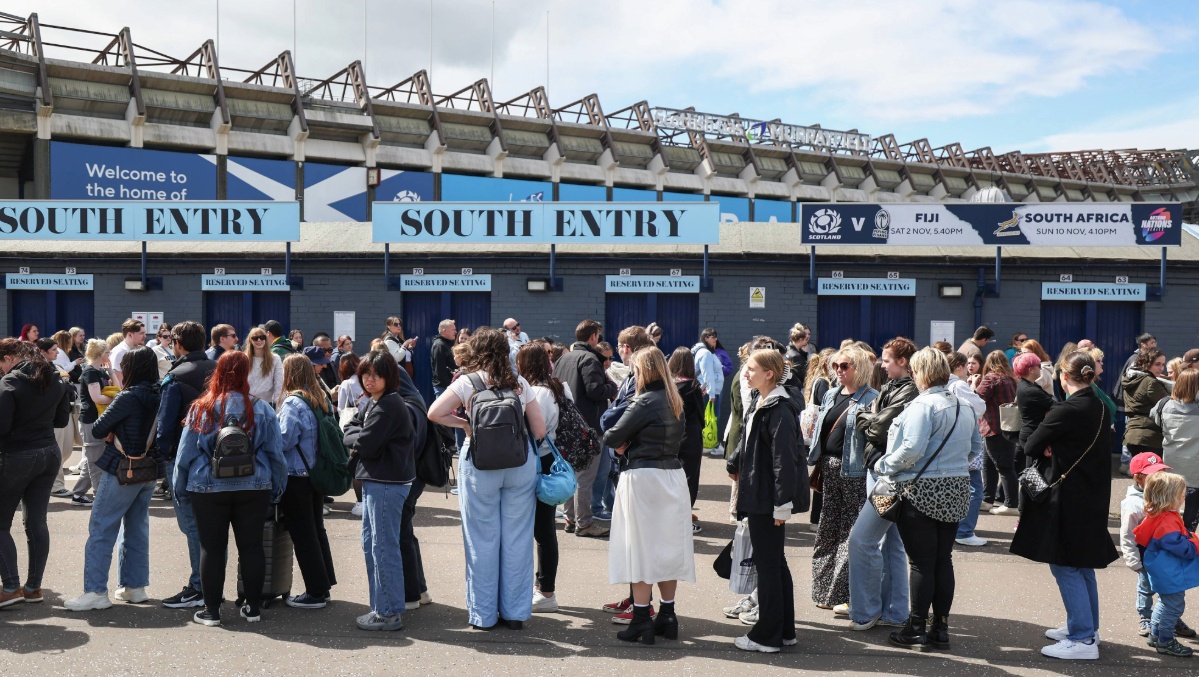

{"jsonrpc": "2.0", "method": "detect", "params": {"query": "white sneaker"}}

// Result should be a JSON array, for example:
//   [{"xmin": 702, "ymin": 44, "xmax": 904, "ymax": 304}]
[
  {"xmin": 1045, "ymin": 625, "xmax": 1101, "ymax": 644},
  {"xmin": 738, "ymin": 607, "xmax": 759, "ymax": 625},
  {"xmin": 351, "ymin": 502, "xmax": 363, "ymax": 517},
  {"xmin": 65, "ymin": 591, "xmax": 112, "ymax": 611},
  {"xmin": 850, "ymin": 615, "xmax": 879, "ymax": 631},
  {"xmin": 723, "ymin": 596, "xmax": 757, "ymax": 619},
  {"xmin": 405, "ymin": 600, "xmax": 421, "ymax": 610},
  {"xmin": 979, "ymin": 501, "xmax": 994, "ymax": 511},
  {"xmin": 1041, "ymin": 638, "xmax": 1099, "ymax": 660},
  {"xmin": 419, "ymin": 591, "xmax": 433, "ymax": 606},
  {"xmin": 833, "ymin": 603, "xmax": 849, "ymax": 616},
  {"xmin": 990, "ymin": 505, "xmax": 1019, "ymax": 516},
  {"xmin": 531, "ymin": 591, "xmax": 559, "ymax": 613},
  {"xmin": 114, "ymin": 586, "xmax": 148, "ymax": 604},
  {"xmin": 955, "ymin": 535, "xmax": 989, "ymax": 547},
  {"xmin": 734, "ymin": 634, "xmax": 780, "ymax": 653}
]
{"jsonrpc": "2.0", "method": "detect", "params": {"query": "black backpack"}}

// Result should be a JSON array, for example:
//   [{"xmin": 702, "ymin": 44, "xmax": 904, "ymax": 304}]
[
  {"xmin": 465, "ymin": 373, "xmax": 528, "ymax": 470},
  {"xmin": 417, "ymin": 420, "xmax": 456, "ymax": 488},
  {"xmin": 553, "ymin": 396, "xmax": 601, "ymax": 472},
  {"xmin": 211, "ymin": 414, "xmax": 256, "ymax": 478}
]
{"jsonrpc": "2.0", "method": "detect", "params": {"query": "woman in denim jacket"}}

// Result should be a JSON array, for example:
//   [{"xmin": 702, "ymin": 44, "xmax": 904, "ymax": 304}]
[
  {"xmin": 806, "ymin": 345, "xmax": 878, "ymax": 609},
  {"xmin": 877, "ymin": 348, "xmax": 983, "ymax": 652},
  {"xmin": 65, "ymin": 347, "xmax": 163, "ymax": 613},
  {"xmin": 173, "ymin": 351, "xmax": 286, "ymax": 628}
]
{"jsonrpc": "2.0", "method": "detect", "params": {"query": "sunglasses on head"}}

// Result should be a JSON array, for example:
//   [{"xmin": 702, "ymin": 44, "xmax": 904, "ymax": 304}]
[{"xmin": 832, "ymin": 362, "xmax": 853, "ymax": 371}]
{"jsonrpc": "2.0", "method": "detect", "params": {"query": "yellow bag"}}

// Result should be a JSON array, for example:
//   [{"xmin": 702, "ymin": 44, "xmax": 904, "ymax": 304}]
[{"xmin": 95, "ymin": 385, "xmax": 122, "ymax": 416}]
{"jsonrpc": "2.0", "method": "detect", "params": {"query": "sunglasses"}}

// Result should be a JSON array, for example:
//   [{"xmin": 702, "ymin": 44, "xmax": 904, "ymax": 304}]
[
  {"xmin": 832, "ymin": 362, "xmax": 853, "ymax": 371},
  {"xmin": 251, "ymin": 336, "xmax": 267, "ymax": 342}
]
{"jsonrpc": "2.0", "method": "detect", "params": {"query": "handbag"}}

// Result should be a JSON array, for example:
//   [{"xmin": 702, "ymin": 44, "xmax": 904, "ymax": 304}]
[
  {"xmin": 535, "ymin": 437, "xmax": 578, "ymax": 506},
  {"xmin": 1019, "ymin": 409, "xmax": 1105, "ymax": 503},
  {"xmin": 809, "ymin": 396, "xmax": 853, "ymax": 493},
  {"xmin": 713, "ymin": 540, "xmax": 733, "ymax": 580},
  {"xmin": 999, "ymin": 402, "xmax": 1020, "ymax": 433},
  {"xmin": 869, "ymin": 402, "xmax": 960, "ymax": 522},
  {"xmin": 114, "ymin": 416, "xmax": 160, "ymax": 486}
]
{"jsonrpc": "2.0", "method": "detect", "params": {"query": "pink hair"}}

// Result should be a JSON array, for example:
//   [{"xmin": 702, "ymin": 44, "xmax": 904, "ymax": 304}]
[{"xmin": 1012, "ymin": 352, "xmax": 1042, "ymax": 379}]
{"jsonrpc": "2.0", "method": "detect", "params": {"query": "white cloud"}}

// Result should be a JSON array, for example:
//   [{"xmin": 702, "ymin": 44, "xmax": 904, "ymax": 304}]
[
  {"xmin": 1028, "ymin": 116, "xmax": 1199, "ymax": 153},
  {"xmin": 4, "ymin": 0, "xmax": 1172, "ymax": 132}
]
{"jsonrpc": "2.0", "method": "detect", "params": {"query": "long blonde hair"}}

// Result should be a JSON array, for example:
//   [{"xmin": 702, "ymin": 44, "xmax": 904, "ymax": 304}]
[
  {"xmin": 631, "ymin": 346, "xmax": 683, "ymax": 418},
  {"xmin": 282, "ymin": 354, "xmax": 330, "ymax": 414},
  {"xmin": 805, "ymin": 347, "xmax": 835, "ymax": 402},
  {"xmin": 244, "ymin": 326, "xmax": 277, "ymax": 378}
]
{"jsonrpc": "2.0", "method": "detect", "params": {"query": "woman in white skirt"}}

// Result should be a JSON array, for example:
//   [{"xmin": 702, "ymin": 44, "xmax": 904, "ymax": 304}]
[{"xmin": 603, "ymin": 347, "xmax": 693, "ymax": 645}]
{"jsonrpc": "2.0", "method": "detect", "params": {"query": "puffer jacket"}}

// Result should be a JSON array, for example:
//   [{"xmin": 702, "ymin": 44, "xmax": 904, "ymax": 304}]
[
  {"xmin": 857, "ymin": 375, "xmax": 919, "ymax": 472},
  {"xmin": 0, "ymin": 361, "xmax": 71, "ymax": 453},
  {"xmin": 691, "ymin": 343, "xmax": 725, "ymax": 400},
  {"xmin": 1123, "ymin": 369, "xmax": 1170, "ymax": 449},
  {"xmin": 730, "ymin": 385, "xmax": 809, "ymax": 517},
  {"xmin": 1152, "ymin": 398, "xmax": 1199, "ymax": 485},
  {"xmin": 91, "ymin": 382, "xmax": 165, "ymax": 479},
  {"xmin": 603, "ymin": 380, "xmax": 684, "ymax": 469}
]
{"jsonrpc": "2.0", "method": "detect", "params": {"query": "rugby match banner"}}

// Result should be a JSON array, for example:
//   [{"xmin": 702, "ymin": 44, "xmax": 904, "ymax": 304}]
[
  {"xmin": 799, "ymin": 203, "xmax": 1182, "ymax": 247},
  {"xmin": 373, "ymin": 202, "xmax": 721, "ymax": 244},
  {"xmin": 0, "ymin": 201, "xmax": 301, "ymax": 241}
]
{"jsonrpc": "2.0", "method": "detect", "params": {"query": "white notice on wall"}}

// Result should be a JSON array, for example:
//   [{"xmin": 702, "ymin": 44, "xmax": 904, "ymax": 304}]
[
  {"xmin": 930, "ymin": 321, "xmax": 954, "ymax": 346},
  {"xmin": 334, "ymin": 311, "xmax": 356, "ymax": 341},
  {"xmin": 132, "ymin": 312, "xmax": 164, "ymax": 335},
  {"xmin": 749, "ymin": 287, "xmax": 766, "ymax": 308}
]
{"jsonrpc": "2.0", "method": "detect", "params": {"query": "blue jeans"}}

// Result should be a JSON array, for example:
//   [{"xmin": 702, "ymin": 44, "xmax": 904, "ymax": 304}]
[
  {"xmin": 168, "ymin": 457, "xmax": 203, "ymax": 591},
  {"xmin": 1153, "ymin": 591, "xmax": 1187, "ymax": 642},
  {"xmin": 83, "ymin": 472, "xmax": 154, "ymax": 593},
  {"xmin": 848, "ymin": 472, "xmax": 909, "ymax": 624},
  {"xmin": 362, "ymin": 480, "xmax": 411, "ymax": 617},
  {"xmin": 459, "ymin": 441, "xmax": 537, "ymax": 627},
  {"xmin": 591, "ymin": 447, "xmax": 613, "ymax": 514},
  {"xmin": 956, "ymin": 469, "xmax": 984, "ymax": 539},
  {"xmin": 1138, "ymin": 569, "xmax": 1155, "ymax": 621},
  {"xmin": 1049, "ymin": 564, "xmax": 1100, "ymax": 641}
]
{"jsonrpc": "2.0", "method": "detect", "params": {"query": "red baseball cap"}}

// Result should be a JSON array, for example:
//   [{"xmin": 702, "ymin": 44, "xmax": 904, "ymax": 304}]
[{"xmin": 1130, "ymin": 452, "xmax": 1171, "ymax": 476}]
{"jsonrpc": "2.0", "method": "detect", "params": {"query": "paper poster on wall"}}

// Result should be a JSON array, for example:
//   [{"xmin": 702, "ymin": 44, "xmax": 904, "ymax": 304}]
[
  {"xmin": 132, "ymin": 312, "xmax": 165, "ymax": 335},
  {"xmin": 333, "ymin": 311, "xmax": 356, "ymax": 341},
  {"xmin": 930, "ymin": 321, "xmax": 955, "ymax": 345},
  {"xmin": 749, "ymin": 287, "xmax": 766, "ymax": 308}
]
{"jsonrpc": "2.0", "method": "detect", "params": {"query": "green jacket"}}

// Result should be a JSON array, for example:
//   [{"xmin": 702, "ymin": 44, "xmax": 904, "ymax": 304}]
[
  {"xmin": 1122, "ymin": 369, "xmax": 1169, "ymax": 448},
  {"xmin": 271, "ymin": 336, "xmax": 297, "ymax": 361}
]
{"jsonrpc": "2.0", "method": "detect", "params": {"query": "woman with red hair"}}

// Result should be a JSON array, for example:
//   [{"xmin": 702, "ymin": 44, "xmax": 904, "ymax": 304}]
[
  {"xmin": 19, "ymin": 324, "xmax": 39, "ymax": 342},
  {"xmin": 173, "ymin": 351, "xmax": 286, "ymax": 628}
]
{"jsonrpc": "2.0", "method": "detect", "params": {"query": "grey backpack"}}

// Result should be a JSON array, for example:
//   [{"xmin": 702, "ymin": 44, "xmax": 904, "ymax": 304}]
[{"xmin": 465, "ymin": 373, "xmax": 528, "ymax": 470}]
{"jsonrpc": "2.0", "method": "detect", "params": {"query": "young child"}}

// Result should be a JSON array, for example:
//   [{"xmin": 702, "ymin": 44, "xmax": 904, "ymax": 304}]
[
  {"xmin": 1133, "ymin": 471, "xmax": 1199, "ymax": 657},
  {"xmin": 1121, "ymin": 452, "xmax": 1197, "ymax": 640}
]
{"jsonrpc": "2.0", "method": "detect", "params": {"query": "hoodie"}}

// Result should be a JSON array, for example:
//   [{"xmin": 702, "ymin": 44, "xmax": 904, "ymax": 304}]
[
  {"xmin": 1119, "ymin": 484, "xmax": 1148, "ymax": 571},
  {"xmin": 0, "ymin": 361, "xmax": 72, "ymax": 453},
  {"xmin": 1133, "ymin": 509, "xmax": 1199, "ymax": 595},
  {"xmin": 692, "ymin": 342, "xmax": 725, "ymax": 400}
]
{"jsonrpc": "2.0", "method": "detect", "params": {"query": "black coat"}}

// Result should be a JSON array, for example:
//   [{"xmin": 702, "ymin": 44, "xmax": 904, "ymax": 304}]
[
  {"xmin": 730, "ymin": 386, "xmax": 809, "ymax": 516},
  {"xmin": 858, "ymin": 376, "xmax": 919, "ymax": 471},
  {"xmin": 784, "ymin": 346, "xmax": 808, "ymax": 390},
  {"xmin": 603, "ymin": 380, "xmax": 684, "ymax": 469},
  {"xmin": 343, "ymin": 391, "xmax": 416, "ymax": 483},
  {"xmin": 553, "ymin": 342, "xmax": 617, "ymax": 430},
  {"xmin": 430, "ymin": 335, "xmax": 456, "ymax": 388},
  {"xmin": 0, "ymin": 362, "xmax": 71, "ymax": 453},
  {"xmin": 1016, "ymin": 377, "xmax": 1054, "ymax": 448},
  {"xmin": 676, "ymin": 378, "xmax": 705, "ymax": 460},
  {"xmin": 1010, "ymin": 386, "xmax": 1118, "ymax": 568}
]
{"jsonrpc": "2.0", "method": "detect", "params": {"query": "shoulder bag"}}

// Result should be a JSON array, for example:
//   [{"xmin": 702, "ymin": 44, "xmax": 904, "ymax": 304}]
[
  {"xmin": 869, "ymin": 401, "xmax": 960, "ymax": 522},
  {"xmin": 998, "ymin": 402, "xmax": 1021, "ymax": 433},
  {"xmin": 1018, "ymin": 406, "xmax": 1105, "ymax": 503},
  {"xmin": 810, "ymin": 394, "xmax": 853, "ymax": 493},
  {"xmin": 114, "ymin": 416, "xmax": 160, "ymax": 485}
]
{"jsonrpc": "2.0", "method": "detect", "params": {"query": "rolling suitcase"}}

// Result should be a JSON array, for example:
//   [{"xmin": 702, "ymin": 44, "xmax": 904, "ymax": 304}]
[{"xmin": 236, "ymin": 507, "xmax": 293, "ymax": 609}]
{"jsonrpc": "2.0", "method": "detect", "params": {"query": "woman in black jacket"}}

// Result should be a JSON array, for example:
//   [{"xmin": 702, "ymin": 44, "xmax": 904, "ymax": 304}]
[
  {"xmin": 0, "ymin": 339, "xmax": 71, "ymax": 608},
  {"xmin": 65, "ymin": 347, "xmax": 163, "ymax": 612},
  {"xmin": 1011, "ymin": 351, "xmax": 1117, "ymax": 661},
  {"xmin": 342, "ymin": 350, "xmax": 417, "ymax": 632},
  {"xmin": 603, "ymin": 347, "xmax": 690, "ymax": 645},
  {"xmin": 729, "ymin": 349, "xmax": 802, "ymax": 653},
  {"xmin": 1013, "ymin": 353, "xmax": 1054, "ymax": 512},
  {"xmin": 668, "ymin": 347, "xmax": 705, "ymax": 531}
]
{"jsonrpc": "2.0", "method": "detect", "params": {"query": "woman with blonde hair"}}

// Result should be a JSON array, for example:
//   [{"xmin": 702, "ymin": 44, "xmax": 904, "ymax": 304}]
[
  {"xmin": 603, "ymin": 346, "xmax": 691, "ymax": 645},
  {"xmin": 277, "ymin": 354, "xmax": 337, "ymax": 610},
  {"xmin": 245, "ymin": 326, "xmax": 283, "ymax": 406},
  {"xmin": 105, "ymin": 333, "xmax": 123, "ymax": 351}
]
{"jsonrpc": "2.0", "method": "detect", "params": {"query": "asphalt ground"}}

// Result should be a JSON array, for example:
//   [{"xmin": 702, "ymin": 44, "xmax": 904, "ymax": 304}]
[{"xmin": 2, "ymin": 448, "xmax": 1194, "ymax": 676}]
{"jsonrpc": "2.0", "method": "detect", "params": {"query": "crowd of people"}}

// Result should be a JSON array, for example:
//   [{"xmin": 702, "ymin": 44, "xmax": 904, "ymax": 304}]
[{"xmin": 3, "ymin": 315, "xmax": 1199, "ymax": 660}]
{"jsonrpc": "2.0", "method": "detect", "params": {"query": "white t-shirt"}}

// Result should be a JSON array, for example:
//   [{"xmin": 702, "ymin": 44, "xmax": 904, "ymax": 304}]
[
  {"xmin": 530, "ymin": 383, "xmax": 574, "ymax": 449},
  {"xmin": 447, "ymin": 371, "xmax": 535, "ymax": 411},
  {"xmin": 110, "ymin": 340, "xmax": 134, "ymax": 376}
]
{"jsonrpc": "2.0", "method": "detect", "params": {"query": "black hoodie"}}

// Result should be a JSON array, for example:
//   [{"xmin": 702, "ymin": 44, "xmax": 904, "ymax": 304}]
[
  {"xmin": 0, "ymin": 361, "xmax": 71, "ymax": 454},
  {"xmin": 729, "ymin": 384, "xmax": 810, "ymax": 516}
]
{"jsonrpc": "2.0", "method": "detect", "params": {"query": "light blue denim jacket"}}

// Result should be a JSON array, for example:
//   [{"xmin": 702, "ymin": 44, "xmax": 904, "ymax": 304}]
[
  {"xmin": 278, "ymin": 394, "xmax": 318, "ymax": 477},
  {"xmin": 876, "ymin": 386, "xmax": 983, "ymax": 482},
  {"xmin": 806, "ymin": 385, "xmax": 879, "ymax": 478},
  {"xmin": 173, "ymin": 392, "xmax": 288, "ymax": 502}
]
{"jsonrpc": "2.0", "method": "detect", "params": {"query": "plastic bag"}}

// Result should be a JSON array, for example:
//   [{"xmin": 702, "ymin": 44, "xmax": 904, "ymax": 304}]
[
  {"xmin": 702, "ymin": 400, "xmax": 719, "ymax": 449},
  {"xmin": 800, "ymin": 402, "xmax": 820, "ymax": 446},
  {"xmin": 729, "ymin": 518, "xmax": 757, "ymax": 595}
]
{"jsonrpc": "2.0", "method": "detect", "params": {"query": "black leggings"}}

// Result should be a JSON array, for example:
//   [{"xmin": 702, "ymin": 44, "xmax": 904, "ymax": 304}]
[
  {"xmin": 533, "ymin": 454, "xmax": 559, "ymax": 594},
  {"xmin": 681, "ymin": 447, "xmax": 702, "ymax": 507},
  {"xmin": 191, "ymin": 490, "xmax": 270, "ymax": 614},
  {"xmin": 401, "ymin": 478, "xmax": 427, "ymax": 603},
  {"xmin": 895, "ymin": 501, "xmax": 957, "ymax": 620},
  {"xmin": 983, "ymin": 435, "xmax": 1018, "ymax": 508},
  {"xmin": 278, "ymin": 476, "xmax": 335, "ymax": 598}
]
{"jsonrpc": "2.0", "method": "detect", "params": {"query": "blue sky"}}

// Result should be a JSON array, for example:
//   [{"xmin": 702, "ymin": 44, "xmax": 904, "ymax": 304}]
[{"xmin": 10, "ymin": 0, "xmax": 1196, "ymax": 155}]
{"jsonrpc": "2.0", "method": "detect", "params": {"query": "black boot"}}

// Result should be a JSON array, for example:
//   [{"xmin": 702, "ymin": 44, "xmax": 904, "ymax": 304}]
[
  {"xmin": 889, "ymin": 615, "xmax": 929, "ymax": 651},
  {"xmin": 616, "ymin": 604, "xmax": 655, "ymax": 645},
  {"xmin": 929, "ymin": 615, "xmax": 950, "ymax": 650},
  {"xmin": 653, "ymin": 601, "xmax": 679, "ymax": 640}
]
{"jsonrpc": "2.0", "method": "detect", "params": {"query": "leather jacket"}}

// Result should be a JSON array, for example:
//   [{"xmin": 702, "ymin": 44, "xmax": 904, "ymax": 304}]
[{"xmin": 602, "ymin": 380, "xmax": 684, "ymax": 470}]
